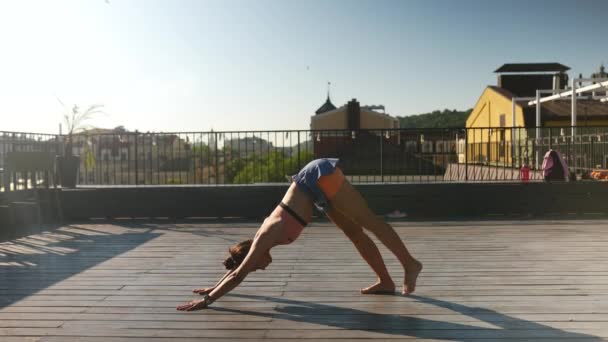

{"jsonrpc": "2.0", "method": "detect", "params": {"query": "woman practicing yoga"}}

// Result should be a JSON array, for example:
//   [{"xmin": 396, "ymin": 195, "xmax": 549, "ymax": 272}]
[{"xmin": 177, "ymin": 158, "xmax": 422, "ymax": 311}]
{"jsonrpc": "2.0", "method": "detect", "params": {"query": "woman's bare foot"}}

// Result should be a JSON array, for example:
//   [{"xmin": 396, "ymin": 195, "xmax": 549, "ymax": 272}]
[
  {"xmin": 361, "ymin": 280, "xmax": 395, "ymax": 294},
  {"xmin": 403, "ymin": 260, "xmax": 423, "ymax": 295}
]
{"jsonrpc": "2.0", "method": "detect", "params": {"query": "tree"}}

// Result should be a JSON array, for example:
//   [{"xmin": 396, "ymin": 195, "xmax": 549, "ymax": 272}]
[
  {"xmin": 232, "ymin": 150, "xmax": 314, "ymax": 184},
  {"xmin": 397, "ymin": 108, "xmax": 472, "ymax": 128}
]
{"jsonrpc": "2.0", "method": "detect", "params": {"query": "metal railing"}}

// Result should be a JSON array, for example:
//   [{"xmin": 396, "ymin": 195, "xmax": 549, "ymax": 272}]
[
  {"xmin": 0, "ymin": 131, "xmax": 61, "ymax": 192},
  {"xmin": 68, "ymin": 129, "xmax": 458, "ymax": 186},
  {"xmin": 2, "ymin": 127, "xmax": 608, "ymax": 191}
]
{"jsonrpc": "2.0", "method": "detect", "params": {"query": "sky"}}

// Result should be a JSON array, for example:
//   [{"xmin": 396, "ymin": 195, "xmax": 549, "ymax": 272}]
[{"xmin": 1, "ymin": 0, "xmax": 607, "ymax": 134}]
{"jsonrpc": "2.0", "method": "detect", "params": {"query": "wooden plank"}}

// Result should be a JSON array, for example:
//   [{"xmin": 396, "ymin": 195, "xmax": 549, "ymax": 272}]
[{"xmin": 3, "ymin": 312, "xmax": 607, "ymax": 323}]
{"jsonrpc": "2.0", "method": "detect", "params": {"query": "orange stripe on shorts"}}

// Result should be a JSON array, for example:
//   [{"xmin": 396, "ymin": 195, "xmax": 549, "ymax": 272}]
[{"xmin": 316, "ymin": 167, "xmax": 345, "ymax": 201}]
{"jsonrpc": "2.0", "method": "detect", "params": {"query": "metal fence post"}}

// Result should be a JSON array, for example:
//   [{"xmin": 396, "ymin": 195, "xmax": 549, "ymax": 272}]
[
  {"xmin": 380, "ymin": 131, "xmax": 383, "ymax": 183},
  {"xmin": 214, "ymin": 132, "xmax": 219, "ymax": 185},
  {"xmin": 465, "ymin": 128, "xmax": 468, "ymax": 181},
  {"xmin": 134, "ymin": 131, "xmax": 139, "ymax": 185}
]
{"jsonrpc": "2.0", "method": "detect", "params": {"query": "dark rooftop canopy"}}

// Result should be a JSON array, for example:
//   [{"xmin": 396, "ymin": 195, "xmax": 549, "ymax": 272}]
[
  {"xmin": 315, "ymin": 96, "xmax": 337, "ymax": 115},
  {"xmin": 494, "ymin": 63, "xmax": 570, "ymax": 73}
]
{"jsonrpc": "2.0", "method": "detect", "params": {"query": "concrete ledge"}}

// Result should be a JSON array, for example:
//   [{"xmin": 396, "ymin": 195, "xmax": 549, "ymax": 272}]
[{"xmin": 59, "ymin": 182, "xmax": 608, "ymax": 221}]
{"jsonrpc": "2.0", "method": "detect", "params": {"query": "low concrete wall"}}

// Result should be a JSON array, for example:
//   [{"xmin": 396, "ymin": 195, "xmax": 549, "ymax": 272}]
[
  {"xmin": 60, "ymin": 186, "xmax": 287, "ymax": 220},
  {"xmin": 0, "ymin": 190, "xmax": 61, "ymax": 240},
  {"xmin": 362, "ymin": 182, "xmax": 607, "ymax": 218},
  {"xmin": 59, "ymin": 182, "xmax": 608, "ymax": 221}
]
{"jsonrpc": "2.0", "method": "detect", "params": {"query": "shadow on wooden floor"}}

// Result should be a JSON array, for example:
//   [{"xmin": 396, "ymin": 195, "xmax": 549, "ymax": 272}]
[
  {"xmin": 0, "ymin": 224, "xmax": 161, "ymax": 310},
  {"xmin": 217, "ymin": 293, "xmax": 603, "ymax": 341}
]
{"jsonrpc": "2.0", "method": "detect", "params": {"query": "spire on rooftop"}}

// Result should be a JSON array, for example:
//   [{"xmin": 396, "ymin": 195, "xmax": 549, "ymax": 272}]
[{"xmin": 315, "ymin": 81, "xmax": 337, "ymax": 115}]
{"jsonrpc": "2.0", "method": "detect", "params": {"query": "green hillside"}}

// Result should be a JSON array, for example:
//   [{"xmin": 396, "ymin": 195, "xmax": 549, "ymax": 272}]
[{"xmin": 397, "ymin": 109, "xmax": 472, "ymax": 128}]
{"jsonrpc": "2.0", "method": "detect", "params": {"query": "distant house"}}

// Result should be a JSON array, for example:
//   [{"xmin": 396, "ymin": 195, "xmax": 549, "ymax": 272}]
[
  {"xmin": 68, "ymin": 128, "xmax": 193, "ymax": 184},
  {"xmin": 224, "ymin": 136, "xmax": 273, "ymax": 158},
  {"xmin": 310, "ymin": 96, "xmax": 399, "ymax": 158},
  {"xmin": 311, "ymin": 95, "xmax": 397, "ymax": 160},
  {"xmin": 309, "ymin": 95, "xmax": 441, "ymax": 175},
  {"xmin": 311, "ymin": 96, "xmax": 399, "ymax": 131},
  {"xmin": 591, "ymin": 64, "xmax": 608, "ymax": 97}
]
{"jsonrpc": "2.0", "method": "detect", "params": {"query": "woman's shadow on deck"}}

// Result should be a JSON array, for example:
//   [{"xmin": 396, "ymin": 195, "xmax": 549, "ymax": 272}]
[{"xmin": 214, "ymin": 293, "xmax": 603, "ymax": 341}]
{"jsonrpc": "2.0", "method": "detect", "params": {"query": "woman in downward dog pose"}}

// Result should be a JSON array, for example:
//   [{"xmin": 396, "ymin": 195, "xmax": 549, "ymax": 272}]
[{"xmin": 177, "ymin": 158, "xmax": 422, "ymax": 311}]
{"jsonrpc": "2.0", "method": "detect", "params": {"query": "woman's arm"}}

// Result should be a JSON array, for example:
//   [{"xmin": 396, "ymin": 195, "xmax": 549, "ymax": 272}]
[
  {"xmin": 176, "ymin": 222, "xmax": 281, "ymax": 311},
  {"xmin": 207, "ymin": 227, "xmax": 279, "ymax": 300},
  {"xmin": 192, "ymin": 269, "xmax": 234, "ymax": 295}
]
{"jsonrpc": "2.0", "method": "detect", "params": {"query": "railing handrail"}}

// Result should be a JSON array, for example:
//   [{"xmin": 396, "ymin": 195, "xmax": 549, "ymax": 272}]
[
  {"xmin": 1, "ymin": 131, "xmax": 58, "ymax": 137},
  {"xmin": 6, "ymin": 125, "xmax": 608, "ymax": 138}
]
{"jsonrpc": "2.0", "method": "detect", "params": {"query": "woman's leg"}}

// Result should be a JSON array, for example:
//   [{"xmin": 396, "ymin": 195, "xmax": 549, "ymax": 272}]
[
  {"xmin": 326, "ymin": 207, "xmax": 395, "ymax": 294},
  {"xmin": 330, "ymin": 180, "xmax": 422, "ymax": 295}
]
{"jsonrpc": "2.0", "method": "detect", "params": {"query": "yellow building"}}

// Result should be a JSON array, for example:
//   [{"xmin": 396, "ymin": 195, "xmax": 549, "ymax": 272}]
[
  {"xmin": 466, "ymin": 63, "xmax": 608, "ymax": 165},
  {"xmin": 465, "ymin": 86, "xmax": 525, "ymax": 165}
]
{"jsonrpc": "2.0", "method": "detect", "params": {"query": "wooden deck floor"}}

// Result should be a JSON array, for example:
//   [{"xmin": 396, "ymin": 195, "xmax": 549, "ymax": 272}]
[{"xmin": 1, "ymin": 220, "xmax": 608, "ymax": 341}]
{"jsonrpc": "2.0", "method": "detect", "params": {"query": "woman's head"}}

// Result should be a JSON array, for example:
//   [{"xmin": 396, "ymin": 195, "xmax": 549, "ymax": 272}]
[{"xmin": 223, "ymin": 239, "xmax": 272, "ymax": 271}]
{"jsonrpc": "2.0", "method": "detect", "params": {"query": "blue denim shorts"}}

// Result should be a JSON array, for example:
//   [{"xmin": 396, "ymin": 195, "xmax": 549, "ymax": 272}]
[{"xmin": 291, "ymin": 158, "xmax": 340, "ymax": 211}]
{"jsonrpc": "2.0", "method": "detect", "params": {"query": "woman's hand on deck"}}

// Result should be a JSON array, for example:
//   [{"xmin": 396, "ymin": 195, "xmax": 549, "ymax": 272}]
[{"xmin": 176, "ymin": 299, "xmax": 209, "ymax": 311}]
